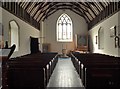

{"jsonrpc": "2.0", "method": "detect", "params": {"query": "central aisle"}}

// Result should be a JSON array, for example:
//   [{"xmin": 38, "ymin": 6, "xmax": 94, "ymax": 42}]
[{"xmin": 47, "ymin": 57, "xmax": 84, "ymax": 88}]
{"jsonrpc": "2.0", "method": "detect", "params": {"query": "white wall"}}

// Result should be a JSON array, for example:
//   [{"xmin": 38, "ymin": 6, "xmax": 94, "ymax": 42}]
[
  {"xmin": 0, "ymin": 7, "xmax": 2, "ymax": 45},
  {"xmin": 118, "ymin": 11, "xmax": 120, "ymax": 57},
  {"xmin": 0, "ymin": 7, "xmax": 2, "ymax": 23},
  {"xmin": 2, "ymin": 8, "xmax": 40, "ymax": 58},
  {"xmin": 89, "ymin": 11, "xmax": 119, "ymax": 57},
  {"xmin": 43, "ymin": 10, "xmax": 88, "ymax": 53}
]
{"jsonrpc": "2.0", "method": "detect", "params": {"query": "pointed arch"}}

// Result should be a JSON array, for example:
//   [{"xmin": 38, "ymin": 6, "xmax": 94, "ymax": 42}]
[
  {"xmin": 9, "ymin": 20, "xmax": 20, "ymax": 51},
  {"xmin": 57, "ymin": 13, "xmax": 73, "ymax": 42},
  {"xmin": 98, "ymin": 27, "xmax": 104, "ymax": 49}
]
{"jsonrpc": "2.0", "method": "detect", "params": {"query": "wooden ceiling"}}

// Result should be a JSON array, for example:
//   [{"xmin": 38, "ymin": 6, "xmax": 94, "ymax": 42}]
[
  {"xmin": 2, "ymin": 0, "xmax": 120, "ymax": 30},
  {"xmin": 17, "ymin": 1, "xmax": 111, "ymax": 23}
]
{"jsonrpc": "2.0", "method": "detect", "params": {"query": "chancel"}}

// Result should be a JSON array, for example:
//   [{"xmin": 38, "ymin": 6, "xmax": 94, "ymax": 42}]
[{"xmin": 0, "ymin": 0, "xmax": 120, "ymax": 89}]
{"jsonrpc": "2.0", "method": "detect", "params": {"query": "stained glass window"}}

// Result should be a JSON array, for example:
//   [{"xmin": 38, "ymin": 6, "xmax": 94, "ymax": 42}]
[{"xmin": 57, "ymin": 13, "xmax": 73, "ymax": 42}]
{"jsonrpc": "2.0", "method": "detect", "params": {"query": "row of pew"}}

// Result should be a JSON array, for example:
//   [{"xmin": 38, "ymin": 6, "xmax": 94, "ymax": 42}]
[
  {"xmin": 7, "ymin": 52, "xmax": 58, "ymax": 89},
  {"xmin": 70, "ymin": 52, "xmax": 120, "ymax": 89}
]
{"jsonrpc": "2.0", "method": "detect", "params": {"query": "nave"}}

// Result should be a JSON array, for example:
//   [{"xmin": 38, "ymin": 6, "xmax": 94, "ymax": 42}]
[
  {"xmin": 1, "ymin": 50, "xmax": 120, "ymax": 89},
  {"xmin": 1, "ymin": 1, "xmax": 120, "ymax": 89},
  {"xmin": 47, "ymin": 57, "xmax": 84, "ymax": 88}
]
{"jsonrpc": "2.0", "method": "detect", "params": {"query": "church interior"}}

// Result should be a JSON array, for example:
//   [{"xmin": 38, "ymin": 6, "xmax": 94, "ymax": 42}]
[{"xmin": 0, "ymin": 0, "xmax": 120, "ymax": 89}]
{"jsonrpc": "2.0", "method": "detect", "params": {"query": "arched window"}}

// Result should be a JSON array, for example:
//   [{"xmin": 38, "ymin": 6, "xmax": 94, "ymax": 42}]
[
  {"xmin": 9, "ymin": 20, "xmax": 19, "ymax": 51},
  {"xmin": 57, "ymin": 13, "xmax": 73, "ymax": 42},
  {"xmin": 98, "ymin": 27, "xmax": 104, "ymax": 49}
]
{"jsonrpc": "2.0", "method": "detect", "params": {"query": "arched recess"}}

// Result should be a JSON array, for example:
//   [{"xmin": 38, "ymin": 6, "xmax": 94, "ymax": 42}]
[
  {"xmin": 98, "ymin": 27, "xmax": 104, "ymax": 49},
  {"xmin": 9, "ymin": 20, "xmax": 20, "ymax": 51}
]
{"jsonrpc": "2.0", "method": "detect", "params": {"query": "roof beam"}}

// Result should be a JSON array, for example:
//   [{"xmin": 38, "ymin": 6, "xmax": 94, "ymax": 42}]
[
  {"xmin": 41, "ymin": 3, "xmax": 85, "ymax": 20},
  {"xmin": 89, "ymin": 2, "xmax": 101, "ymax": 12},
  {"xmin": 99, "ymin": 2, "xmax": 105, "ymax": 10},
  {"xmin": 78, "ymin": 2, "xmax": 90, "ymax": 8},
  {"xmin": 43, "ymin": 9, "xmax": 58, "ymax": 21},
  {"xmin": 29, "ymin": 2, "xmax": 38, "ymax": 13},
  {"xmin": 41, "ymin": 6, "xmax": 89, "ymax": 23},
  {"xmin": 70, "ymin": 2, "xmax": 88, "ymax": 12},
  {"xmin": 32, "ymin": 2, "xmax": 44, "ymax": 18},
  {"xmin": 36, "ymin": 2, "xmax": 59, "ymax": 21},
  {"xmin": 85, "ymin": 2, "xmax": 97, "ymax": 18}
]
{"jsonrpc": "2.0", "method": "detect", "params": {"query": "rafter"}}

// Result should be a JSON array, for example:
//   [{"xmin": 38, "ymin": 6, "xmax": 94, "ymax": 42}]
[
  {"xmin": 85, "ymin": 2, "xmax": 97, "ymax": 17},
  {"xmin": 70, "ymin": 2, "xmax": 88, "ymax": 12},
  {"xmin": 99, "ymin": 2, "xmax": 105, "ymax": 10},
  {"xmin": 35, "ymin": 3, "xmax": 53, "ymax": 21},
  {"xmin": 43, "ymin": 9, "xmax": 58, "ymax": 21},
  {"xmin": 38, "ymin": 7, "xmax": 55, "ymax": 21},
  {"xmin": 36, "ymin": 2, "xmax": 51, "ymax": 18},
  {"xmin": 78, "ymin": 2, "xmax": 90, "ymax": 8},
  {"xmin": 37, "ymin": 3, "xmax": 71, "ymax": 21},
  {"xmin": 32, "ymin": 2, "xmax": 44, "ymax": 18},
  {"xmin": 29, "ymin": 2, "xmax": 38, "ymax": 13},
  {"xmin": 2, "ymin": 1, "xmax": 119, "ymax": 30},
  {"xmin": 89, "ymin": 2, "xmax": 101, "ymax": 13}
]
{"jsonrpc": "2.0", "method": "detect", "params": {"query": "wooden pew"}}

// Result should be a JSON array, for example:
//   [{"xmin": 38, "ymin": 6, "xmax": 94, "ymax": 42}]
[
  {"xmin": 8, "ymin": 67, "xmax": 45, "ymax": 89},
  {"xmin": 70, "ymin": 52, "xmax": 120, "ymax": 89},
  {"xmin": 7, "ymin": 52, "xmax": 58, "ymax": 89}
]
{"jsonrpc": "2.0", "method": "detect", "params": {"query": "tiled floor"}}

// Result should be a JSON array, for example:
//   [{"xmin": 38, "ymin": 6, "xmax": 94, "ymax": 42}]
[{"xmin": 47, "ymin": 57, "xmax": 84, "ymax": 88}]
